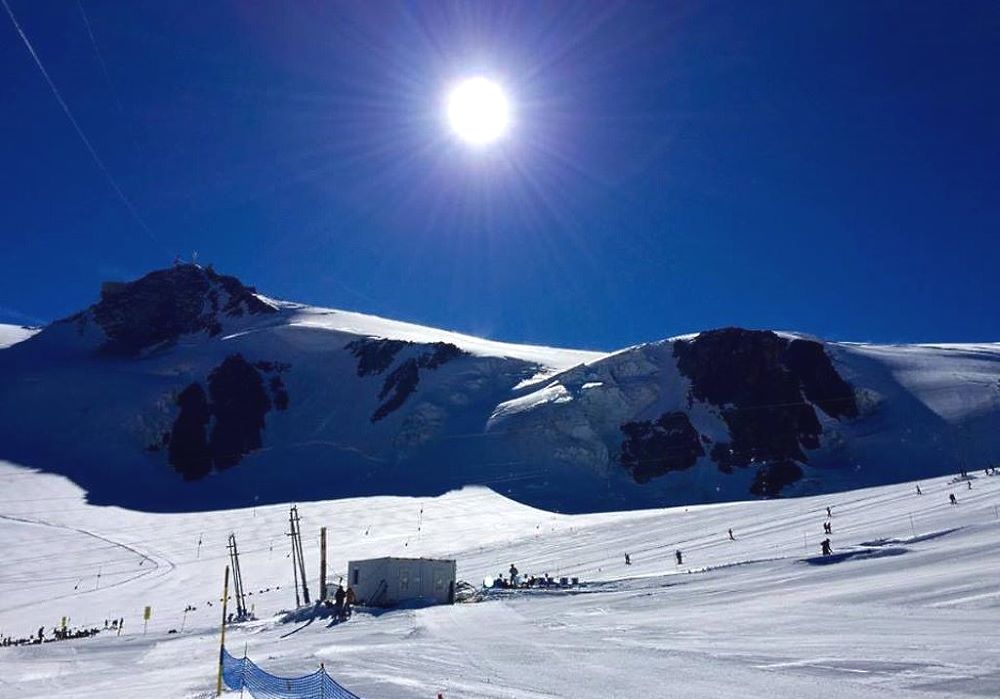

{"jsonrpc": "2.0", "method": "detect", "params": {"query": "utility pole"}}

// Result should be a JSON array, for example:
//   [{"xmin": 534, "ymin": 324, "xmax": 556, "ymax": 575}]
[
  {"xmin": 287, "ymin": 506, "xmax": 310, "ymax": 606},
  {"xmin": 216, "ymin": 565, "xmax": 230, "ymax": 697},
  {"xmin": 227, "ymin": 534, "xmax": 248, "ymax": 620},
  {"xmin": 319, "ymin": 526, "xmax": 328, "ymax": 601}
]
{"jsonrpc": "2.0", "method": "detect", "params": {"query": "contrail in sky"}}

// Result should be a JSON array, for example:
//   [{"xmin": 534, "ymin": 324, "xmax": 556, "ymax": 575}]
[{"xmin": 1, "ymin": 0, "xmax": 160, "ymax": 247}]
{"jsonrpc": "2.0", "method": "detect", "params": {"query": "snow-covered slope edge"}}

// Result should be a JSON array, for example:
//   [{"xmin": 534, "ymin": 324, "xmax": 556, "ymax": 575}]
[{"xmin": 0, "ymin": 324, "xmax": 39, "ymax": 349}]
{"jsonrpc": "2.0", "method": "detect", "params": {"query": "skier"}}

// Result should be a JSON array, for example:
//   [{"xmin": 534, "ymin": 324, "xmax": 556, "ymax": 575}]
[
  {"xmin": 949, "ymin": 493, "xmax": 958, "ymax": 505},
  {"xmin": 675, "ymin": 549, "xmax": 683, "ymax": 565},
  {"xmin": 823, "ymin": 521, "xmax": 832, "ymax": 535},
  {"xmin": 826, "ymin": 506, "xmax": 832, "ymax": 518},
  {"xmin": 624, "ymin": 553, "xmax": 631, "ymax": 566},
  {"xmin": 334, "ymin": 584, "xmax": 346, "ymax": 621},
  {"xmin": 820, "ymin": 538, "xmax": 832, "ymax": 556},
  {"xmin": 916, "ymin": 484, "xmax": 922, "ymax": 495},
  {"xmin": 967, "ymin": 481, "xmax": 973, "ymax": 490},
  {"xmin": 728, "ymin": 528, "xmax": 735, "ymax": 541},
  {"xmin": 509, "ymin": 563, "xmax": 519, "ymax": 587}
]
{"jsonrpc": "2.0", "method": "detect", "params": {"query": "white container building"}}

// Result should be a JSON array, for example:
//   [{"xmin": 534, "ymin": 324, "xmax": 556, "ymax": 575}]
[{"xmin": 346, "ymin": 557, "xmax": 456, "ymax": 607}]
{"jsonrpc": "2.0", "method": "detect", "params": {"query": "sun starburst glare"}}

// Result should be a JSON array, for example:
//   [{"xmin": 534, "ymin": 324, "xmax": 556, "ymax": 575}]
[{"xmin": 446, "ymin": 77, "xmax": 510, "ymax": 146}]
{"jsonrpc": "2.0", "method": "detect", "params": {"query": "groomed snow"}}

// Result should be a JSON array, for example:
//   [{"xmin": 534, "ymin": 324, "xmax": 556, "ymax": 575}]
[{"xmin": 1, "ymin": 458, "xmax": 998, "ymax": 697}]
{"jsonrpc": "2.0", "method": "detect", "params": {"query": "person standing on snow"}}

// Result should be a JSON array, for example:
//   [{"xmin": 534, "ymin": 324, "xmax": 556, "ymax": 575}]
[
  {"xmin": 821, "ymin": 538, "xmax": 832, "ymax": 556},
  {"xmin": 345, "ymin": 586, "xmax": 356, "ymax": 618},
  {"xmin": 624, "ymin": 553, "xmax": 631, "ymax": 566},
  {"xmin": 949, "ymin": 493, "xmax": 958, "ymax": 505},
  {"xmin": 728, "ymin": 528, "xmax": 735, "ymax": 541},
  {"xmin": 509, "ymin": 563, "xmax": 519, "ymax": 587},
  {"xmin": 675, "ymin": 549, "xmax": 683, "ymax": 565},
  {"xmin": 334, "ymin": 584, "xmax": 346, "ymax": 621}
]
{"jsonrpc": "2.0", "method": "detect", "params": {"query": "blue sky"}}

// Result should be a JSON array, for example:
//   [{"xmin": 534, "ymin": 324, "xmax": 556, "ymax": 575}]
[{"xmin": 1, "ymin": 1, "xmax": 998, "ymax": 349}]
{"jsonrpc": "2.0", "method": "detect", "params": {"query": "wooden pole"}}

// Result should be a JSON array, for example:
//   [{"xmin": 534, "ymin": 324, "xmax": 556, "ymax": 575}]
[
  {"xmin": 216, "ymin": 565, "xmax": 230, "ymax": 697},
  {"xmin": 320, "ymin": 527, "xmax": 328, "ymax": 601}
]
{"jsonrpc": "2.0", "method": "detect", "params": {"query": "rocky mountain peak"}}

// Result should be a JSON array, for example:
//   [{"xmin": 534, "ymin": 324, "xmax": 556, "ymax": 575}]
[{"xmin": 72, "ymin": 264, "xmax": 277, "ymax": 355}]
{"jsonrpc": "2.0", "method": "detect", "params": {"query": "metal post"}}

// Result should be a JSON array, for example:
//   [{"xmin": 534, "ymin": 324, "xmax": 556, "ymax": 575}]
[
  {"xmin": 320, "ymin": 527, "xmax": 328, "ymax": 601},
  {"xmin": 294, "ymin": 507, "xmax": 311, "ymax": 605},
  {"xmin": 216, "ymin": 565, "xmax": 230, "ymax": 697},
  {"xmin": 289, "ymin": 508, "xmax": 301, "ymax": 607}
]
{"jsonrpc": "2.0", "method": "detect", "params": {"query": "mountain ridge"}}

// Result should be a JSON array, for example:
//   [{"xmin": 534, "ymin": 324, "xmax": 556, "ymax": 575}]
[{"xmin": 1, "ymin": 264, "xmax": 997, "ymax": 513}]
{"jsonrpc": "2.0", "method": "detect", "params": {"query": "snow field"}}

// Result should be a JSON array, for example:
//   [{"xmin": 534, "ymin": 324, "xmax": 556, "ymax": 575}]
[{"xmin": 1, "ymin": 460, "xmax": 1000, "ymax": 697}]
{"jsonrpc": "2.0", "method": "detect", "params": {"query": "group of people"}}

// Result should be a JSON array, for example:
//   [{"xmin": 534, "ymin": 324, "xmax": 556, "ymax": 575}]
[
  {"xmin": 1, "ymin": 622, "xmax": 106, "ymax": 648},
  {"xmin": 326, "ymin": 583, "xmax": 357, "ymax": 622},
  {"xmin": 488, "ymin": 564, "xmax": 570, "ymax": 590},
  {"xmin": 821, "ymin": 505, "xmax": 834, "ymax": 556}
]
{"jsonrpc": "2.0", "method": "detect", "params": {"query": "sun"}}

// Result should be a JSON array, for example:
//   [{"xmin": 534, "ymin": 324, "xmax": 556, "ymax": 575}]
[{"xmin": 446, "ymin": 77, "xmax": 510, "ymax": 145}]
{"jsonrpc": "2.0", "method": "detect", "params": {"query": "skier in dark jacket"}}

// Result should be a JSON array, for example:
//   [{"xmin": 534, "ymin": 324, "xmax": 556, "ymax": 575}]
[
  {"xmin": 949, "ymin": 493, "xmax": 958, "ymax": 505},
  {"xmin": 624, "ymin": 553, "xmax": 631, "ymax": 566},
  {"xmin": 821, "ymin": 538, "xmax": 832, "ymax": 556},
  {"xmin": 675, "ymin": 549, "xmax": 683, "ymax": 565}
]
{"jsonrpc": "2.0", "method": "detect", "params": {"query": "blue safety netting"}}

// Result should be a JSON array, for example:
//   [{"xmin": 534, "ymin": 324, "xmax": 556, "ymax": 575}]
[{"xmin": 221, "ymin": 647, "xmax": 361, "ymax": 698}]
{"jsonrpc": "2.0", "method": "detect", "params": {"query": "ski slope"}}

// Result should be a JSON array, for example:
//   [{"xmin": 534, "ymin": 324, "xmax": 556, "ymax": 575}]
[{"xmin": 1, "ymin": 458, "xmax": 998, "ymax": 697}]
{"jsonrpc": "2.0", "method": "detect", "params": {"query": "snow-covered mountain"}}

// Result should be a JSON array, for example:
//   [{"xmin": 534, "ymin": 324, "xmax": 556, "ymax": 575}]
[{"xmin": 0, "ymin": 264, "xmax": 997, "ymax": 512}]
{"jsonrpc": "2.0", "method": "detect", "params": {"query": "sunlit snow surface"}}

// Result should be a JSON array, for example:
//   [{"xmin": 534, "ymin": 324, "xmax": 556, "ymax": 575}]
[
  {"xmin": 0, "ymin": 324, "xmax": 38, "ymax": 349},
  {"xmin": 1, "ymin": 459, "xmax": 998, "ymax": 697}
]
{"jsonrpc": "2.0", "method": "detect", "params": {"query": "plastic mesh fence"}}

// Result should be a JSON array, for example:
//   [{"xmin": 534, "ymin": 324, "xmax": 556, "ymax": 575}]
[{"xmin": 221, "ymin": 647, "xmax": 361, "ymax": 698}]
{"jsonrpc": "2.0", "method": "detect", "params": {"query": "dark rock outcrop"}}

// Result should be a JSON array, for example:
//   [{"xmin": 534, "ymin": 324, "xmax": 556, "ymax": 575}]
[
  {"xmin": 373, "ymin": 358, "xmax": 421, "ymax": 422},
  {"xmin": 168, "ymin": 383, "xmax": 213, "ymax": 480},
  {"xmin": 207, "ymin": 354, "xmax": 272, "ymax": 469},
  {"xmin": 671, "ymin": 328, "xmax": 858, "ymax": 495},
  {"xmin": 346, "ymin": 339, "xmax": 409, "ymax": 376},
  {"xmin": 358, "ymin": 341, "xmax": 466, "ymax": 422},
  {"xmin": 83, "ymin": 265, "xmax": 275, "ymax": 355},
  {"xmin": 167, "ymin": 354, "xmax": 286, "ymax": 479},
  {"xmin": 783, "ymin": 339, "xmax": 859, "ymax": 420},
  {"xmin": 620, "ymin": 412, "xmax": 705, "ymax": 483}
]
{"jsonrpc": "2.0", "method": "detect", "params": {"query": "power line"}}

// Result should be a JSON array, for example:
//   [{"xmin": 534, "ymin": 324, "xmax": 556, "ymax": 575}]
[{"xmin": 1, "ymin": 0, "xmax": 161, "ymax": 247}]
